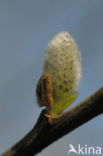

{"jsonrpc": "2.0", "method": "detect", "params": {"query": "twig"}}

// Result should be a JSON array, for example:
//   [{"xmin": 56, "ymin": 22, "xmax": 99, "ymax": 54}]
[{"xmin": 1, "ymin": 87, "xmax": 103, "ymax": 156}]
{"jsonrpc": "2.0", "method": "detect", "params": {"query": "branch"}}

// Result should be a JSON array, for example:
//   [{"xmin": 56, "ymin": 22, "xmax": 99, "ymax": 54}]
[{"xmin": 1, "ymin": 87, "xmax": 103, "ymax": 156}]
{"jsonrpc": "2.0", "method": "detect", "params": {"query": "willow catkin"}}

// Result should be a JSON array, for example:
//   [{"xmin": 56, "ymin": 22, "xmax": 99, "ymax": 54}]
[{"xmin": 40, "ymin": 32, "xmax": 82, "ymax": 115}]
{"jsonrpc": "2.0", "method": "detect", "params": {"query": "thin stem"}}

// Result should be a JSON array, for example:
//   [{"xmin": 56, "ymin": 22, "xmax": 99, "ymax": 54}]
[{"xmin": 1, "ymin": 87, "xmax": 103, "ymax": 156}]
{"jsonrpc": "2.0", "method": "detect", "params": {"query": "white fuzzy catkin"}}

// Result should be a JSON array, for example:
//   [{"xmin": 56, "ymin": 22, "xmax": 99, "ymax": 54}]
[{"xmin": 43, "ymin": 31, "xmax": 82, "ymax": 99}]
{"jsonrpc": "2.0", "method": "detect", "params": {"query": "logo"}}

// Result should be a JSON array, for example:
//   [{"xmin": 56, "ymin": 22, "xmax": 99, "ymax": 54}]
[{"xmin": 68, "ymin": 144, "xmax": 102, "ymax": 155}]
